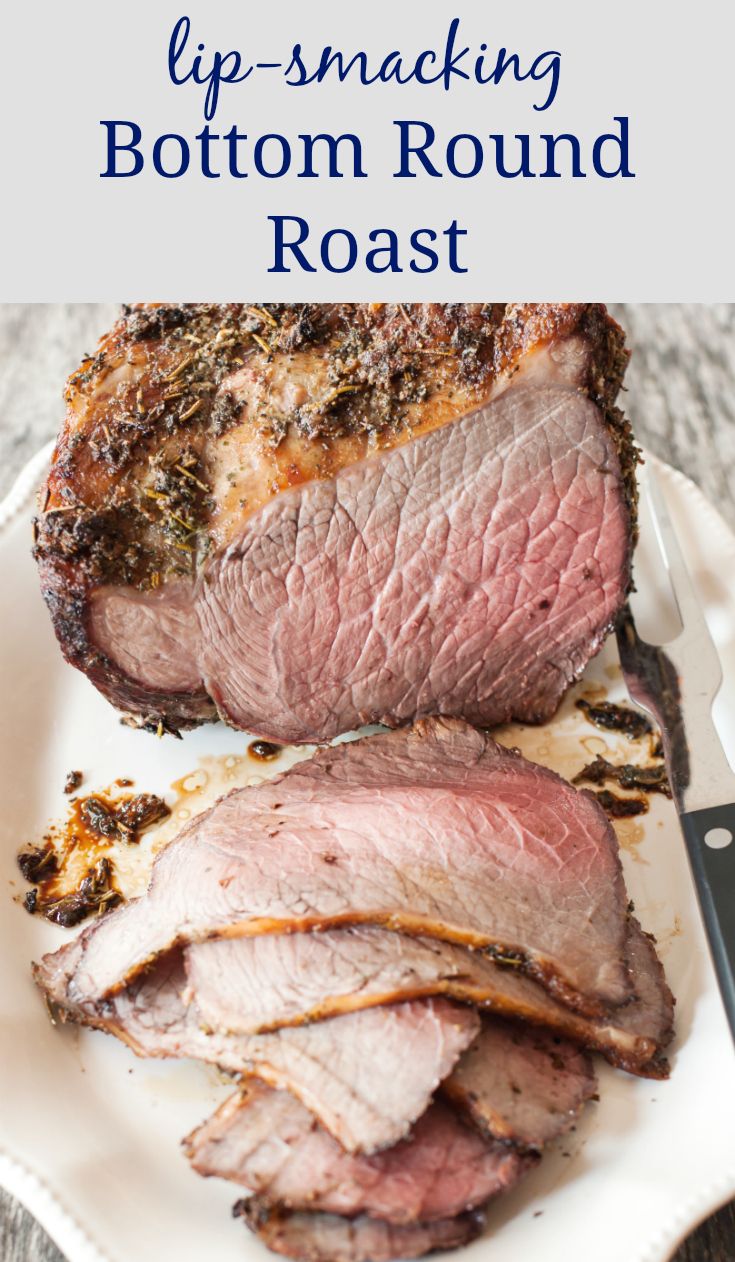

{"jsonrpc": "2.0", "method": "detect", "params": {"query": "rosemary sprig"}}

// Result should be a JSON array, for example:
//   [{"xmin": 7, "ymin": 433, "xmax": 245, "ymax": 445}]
[
  {"xmin": 166, "ymin": 508, "xmax": 196, "ymax": 532},
  {"xmin": 179, "ymin": 398, "xmax": 203, "ymax": 422},
  {"xmin": 174, "ymin": 463, "xmax": 209, "ymax": 492},
  {"xmin": 247, "ymin": 305, "xmax": 278, "ymax": 328},
  {"xmin": 310, "ymin": 383, "xmax": 363, "ymax": 412},
  {"xmin": 250, "ymin": 332, "xmax": 272, "ymax": 356},
  {"xmin": 163, "ymin": 354, "xmax": 195, "ymax": 383}
]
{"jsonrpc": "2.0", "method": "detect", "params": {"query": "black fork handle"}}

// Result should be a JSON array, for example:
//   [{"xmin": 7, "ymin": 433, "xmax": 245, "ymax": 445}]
[{"xmin": 680, "ymin": 803, "xmax": 735, "ymax": 1039}]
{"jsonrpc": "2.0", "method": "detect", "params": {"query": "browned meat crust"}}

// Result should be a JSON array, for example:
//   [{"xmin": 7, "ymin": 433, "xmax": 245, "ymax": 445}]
[{"xmin": 236, "ymin": 1201, "xmax": 486, "ymax": 1262}]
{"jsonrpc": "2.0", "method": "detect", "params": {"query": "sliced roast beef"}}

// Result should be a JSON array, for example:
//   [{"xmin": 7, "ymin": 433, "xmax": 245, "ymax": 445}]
[
  {"xmin": 34, "ymin": 720, "xmax": 632, "ymax": 1015},
  {"xmin": 185, "ymin": 1015, "xmax": 592, "ymax": 1213},
  {"xmin": 41, "ymin": 949, "xmax": 478, "ymax": 1153},
  {"xmin": 35, "ymin": 303, "xmax": 635, "ymax": 743},
  {"xmin": 236, "ymin": 1202, "xmax": 485, "ymax": 1262},
  {"xmin": 186, "ymin": 1085, "xmax": 533, "ymax": 1223},
  {"xmin": 184, "ymin": 916, "xmax": 672, "ymax": 1077},
  {"xmin": 442, "ymin": 1018, "xmax": 597, "ymax": 1149},
  {"xmin": 608, "ymin": 918, "xmax": 675, "ymax": 1070}
]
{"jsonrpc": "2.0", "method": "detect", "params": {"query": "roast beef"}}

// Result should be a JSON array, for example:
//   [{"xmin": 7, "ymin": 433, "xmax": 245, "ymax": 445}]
[
  {"xmin": 442, "ymin": 1018, "xmax": 597, "ymax": 1149},
  {"xmin": 185, "ymin": 1015, "xmax": 592, "ymax": 1212},
  {"xmin": 186, "ymin": 1085, "xmax": 534, "ymax": 1223},
  {"xmin": 236, "ymin": 1202, "xmax": 485, "ymax": 1262},
  {"xmin": 184, "ymin": 917, "xmax": 672, "ymax": 1078},
  {"xmin": 40, "ymin": 948, "xmax": 478, "ymax": 1153},
  {"xmin": 34, "ymin": 720, "xmax": 633, "ymax": 1015},
  {"xmin": 34, "ymin": 303, "xmax": 635, "ymax": 743}
]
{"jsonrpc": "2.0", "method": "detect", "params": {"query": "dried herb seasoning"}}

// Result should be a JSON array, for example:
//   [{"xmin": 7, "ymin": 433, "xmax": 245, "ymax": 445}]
[
  {"xmin": 63, "ymin": 769, "xmax": 83, "ymax": 794},
  {"xmin": 27, "ymin": 858, "xmax": 121, "ymax": 928},
  {"xmin": 594, "ymin": 789, "xmax": 648, "ymax": 819},
  {"xmin": 575, "ymin": 698, "xmax": 652, "ymax": 739},
  {"xmin": 18, "ymin": 785, "xmax": 171, "ymax": 928},
  {"xmin": 80, "ymin": 792, "xmax": 170, "ymax": 843},
  {"xmin": 573, "ymin": 755, "xmax": 671, "ymax": 798},
  {"xmin": 17, "ymin": 844, "xmax": 58, "ymax": 884}
]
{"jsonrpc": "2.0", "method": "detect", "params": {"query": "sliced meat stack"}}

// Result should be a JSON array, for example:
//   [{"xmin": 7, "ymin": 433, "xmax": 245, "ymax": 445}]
[
  {"xmin": 187, "ymin": 1086, "xmax": 535, "ymax": 1222},
  {"xmin": 38, "ymin": 719, "xmax": 636, "ymax": 1013},
  {"xmin": 184, "ymin": 916, "xmax": 672, "ymax": 1077},
  {"xmin": 34, "ymin": 720, "xmax": 673, "ymax": 1260},
  {"xmin": 34, "ymin": 302, "xmax": 635, "ymax": 743},
  {"xmin": 187, "ymin": 1018, "xmax": 595, "ymax": 1261}
]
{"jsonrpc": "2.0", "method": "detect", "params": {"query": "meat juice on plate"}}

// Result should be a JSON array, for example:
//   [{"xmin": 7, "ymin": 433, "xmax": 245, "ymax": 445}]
[{"xmin": 16, "ymin": 641, "xmax": 668, "ymax": 918}]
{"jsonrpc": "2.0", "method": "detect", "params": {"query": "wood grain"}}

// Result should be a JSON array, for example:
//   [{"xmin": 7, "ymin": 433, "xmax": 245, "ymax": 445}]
[{"xmin": 0, "ymin": 304, "xmax": 733, "ymax": 1262}]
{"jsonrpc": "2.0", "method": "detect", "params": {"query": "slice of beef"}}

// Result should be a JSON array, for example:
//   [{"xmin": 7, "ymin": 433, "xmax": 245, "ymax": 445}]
[
  {"xmin": 185, "ymin": 1014, "xmax": 590, "ymax": 1215},
  {"xmin": 237, "ymin": 1202, "xmax": 485, "ymax": 1262},
  {"xmin": 186, "ymin": 1085, "xmax": 533, "ymax": 1223},
  {"xmin": 442, "ymin": 1018, "xmax": 597, "ymax": 1150},
  {"xmin": 35, "ymin": 303, "xmax": 635, "ymax": 743},
  {"xmin": 34, "ymin": 720, "xmax": 632, "ymax": 1015},
  {"xmin": 184, "ymin": 917, "xmax": 672, "ymax": 1078},
  {"xmin": 610, "ymin": 918, "xmax": 675, "ymax": 1072},
  {"xmin": 40, "ymin": 949, "xmax": 478, "ymax": 1153}
]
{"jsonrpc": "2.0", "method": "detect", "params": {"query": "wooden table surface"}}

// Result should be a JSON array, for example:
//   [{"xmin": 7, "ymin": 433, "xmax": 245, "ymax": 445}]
[{"xmin": 1, "ymin": 304, "xmax": 733, "ymax": 1262}]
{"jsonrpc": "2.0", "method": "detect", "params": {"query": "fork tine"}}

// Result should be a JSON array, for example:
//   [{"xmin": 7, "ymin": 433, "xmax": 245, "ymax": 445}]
[
  {"xmin": 631, "ymin": 462, "xmax": 732, "ymax": 809},
  {"xmin": 644, "ymin": 464, "xmax": 718, "ymax": 649}
]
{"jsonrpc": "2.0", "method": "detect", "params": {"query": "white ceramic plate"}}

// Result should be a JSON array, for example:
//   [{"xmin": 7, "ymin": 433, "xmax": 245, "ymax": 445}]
[{"xmin": 1, "ymin": 445, "xmax": 734, "ymax": 1262}]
